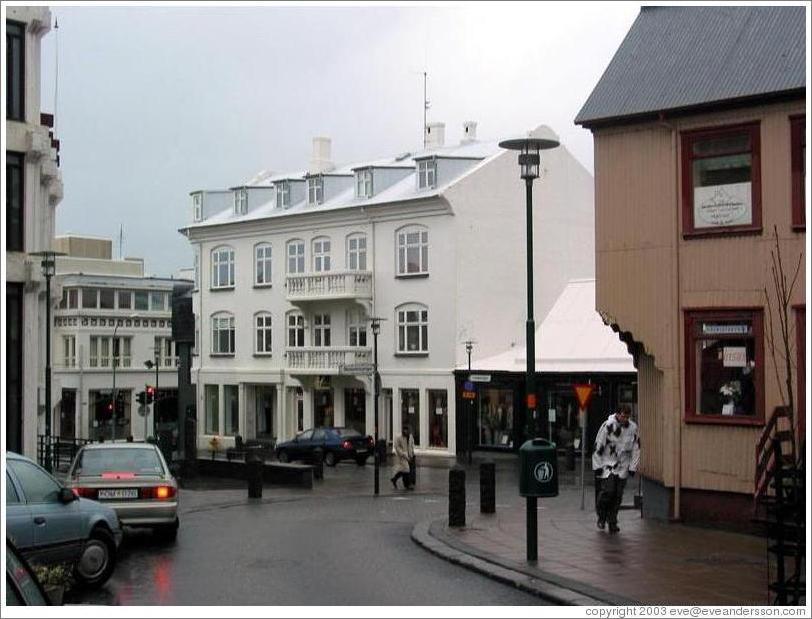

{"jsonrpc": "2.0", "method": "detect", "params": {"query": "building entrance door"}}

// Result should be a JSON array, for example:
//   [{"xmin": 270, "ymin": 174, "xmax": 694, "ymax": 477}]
[
  {"xmin": 255, "ymin": 386, "xmax": 276, "ymax": 441},
  {"xmin": 59, "ymin": 389, "xmax": 76, "ymax": 439},
  {"xmin": 344, "ymin": 388, "xmax": 365, "ymax": 434},
  {"xmin": 314, "ymin": 388, "xmax": 333, "ymax": 427}
]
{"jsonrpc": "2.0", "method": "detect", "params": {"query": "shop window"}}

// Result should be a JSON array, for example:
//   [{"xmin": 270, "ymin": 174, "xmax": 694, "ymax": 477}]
[
  {"xmin": 205, "ymin": 385, "xmax": 219, "ymax": 435},
  {"xmin": 401, "ymin": 389, "xmax": 420, "ymax": 446},
  {"xmin": 477, "ymin": 387, "xmax": 514, "ymax": 447},
  {"xmin": 224, "ymin": 385, "xmax": 239, "ymax": 436},
  {"xmin": 681, "ymin": 123, "xmax": 761, "ymax": 236},
  {"xmin": 791, "ymin": 115, "xmax": 805, "ymax": 229},
  {"xmin": 428, "ymin": 390, "xmax": 447, "ymax": 448},
  {"xmin": 684, "ymin": 309, "xmax": 764, "ymax": 425}
]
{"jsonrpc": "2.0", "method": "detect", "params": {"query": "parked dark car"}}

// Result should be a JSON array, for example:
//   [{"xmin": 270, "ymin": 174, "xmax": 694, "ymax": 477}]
[{"xmin": 275, "ymin": 427, "xmax": 374, "ymax": 466}]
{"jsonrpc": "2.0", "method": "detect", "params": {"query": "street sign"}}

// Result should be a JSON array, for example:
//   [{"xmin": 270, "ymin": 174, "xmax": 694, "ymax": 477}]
[
  {"xmin": 468, "ymin": 374, "xmax": 491, "ymax": 383},
  {"xmin": 137, "ymin": 404, "xmax": 147, "ymax": 418},
  {"xmin": 339, "ymin": 363, "xmax": 374, "ymax": 375},
  {"xmin": 462, "ymin": 390, "xmax": 476, "ymax": 400},
  {"xmin": 572, "ymin": 383, "xmax": 595, "ymax": 410},
  {"xmin": 463, "ymin": 381, "xmax": 474, "ymax": 391}
]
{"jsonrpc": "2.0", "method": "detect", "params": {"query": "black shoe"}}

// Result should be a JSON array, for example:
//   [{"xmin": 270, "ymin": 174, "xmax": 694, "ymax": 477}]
[
  {"xmin": 597, "ymin": 519, "xmax": 606, "ymax": 530},
  {"xmin": 608, "ymin": 523, "xmax": 620, "ymax": 534},
  {"xmin": 390, "ymin": 477, "xmax": 398, "ymax": 489}
]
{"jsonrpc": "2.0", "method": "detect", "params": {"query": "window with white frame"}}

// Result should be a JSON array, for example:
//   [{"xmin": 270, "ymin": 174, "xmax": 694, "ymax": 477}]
[
  {"xmin": 287, "ymin": 312, "xmax": 305, "ymax": 347},
  {"xmin": 287, "ymin": 240, "xmax": 305, "ymax": 274},
  {"xmin": 277, "ymin": 181, "xmax": 291, "ymax": 208},
  {"xmin": 255, "ymin": 243, "xmax": 272, "ymax": 286},
  {"xmin": 307, "ymin": 176, "xmax": 323, "ymax": 205},
  {"xmin": 234, "ymin": 188, "xmax": 248, "ymax": 215},
  {"xmin": 347, "ymin": 310, "xmax": 367, "ymax": 347},
  {"xmin": 150, "ymin": 291, "xmax": 167, "ymax": 312},
  {"xmin": 154, "ymin": 336, "xmax": 177, "ymax": 367},
  {"xmin": 417, "ymin": 159, "xmax": 436, "ymax": 189},
  {"xmin": 63, "ymin": 335, "xmax": 76, "ymax": 368},
  {"xmin": 255, "ymin": 313, "xmax": 273, "ymax": 354},
  {"xmin": 211, "ymin": 313, "xmax": 235, "ymax": 355},
  {"xmin": 211, "ymin": 247, "xmax": 235, "ymax": 289},
  {"xmin": 134, "ymin": 290, "xmax": 149, "ymax": 311},
  {"xmin": 313, "ymin": 314, "xmax": 331, "ymax": 347},
  {"xmin": 347, "ymin": 234, "xmax": 367, "ymax": 271},
  {"xmin": 397, "ymin": 226, "xmax": 429, "ymax": 275},
  {"xmin": 313, "ymin": 238, "xmax": 331, "ymax": 272},
  {"xmin": 193, "ymin": 193, "xmax": 202, "ymax": 221},
  {"xmin": 397, "ymin": 304, "xmax": 428, "ymax": 354},
  {"xmin": 60, "ymin": 288, "xmax": 79, "ymax": 309},
  {"xmin": 89, "ymin": 336, "xmax": 132, "ymax": 368},
  {"xmin": 118, "ymin": 290, "xmax": 132, "ymax": 310},
  {"xmin": 356, "ymin": 169, "xmax": 372, "ymax": 198}
]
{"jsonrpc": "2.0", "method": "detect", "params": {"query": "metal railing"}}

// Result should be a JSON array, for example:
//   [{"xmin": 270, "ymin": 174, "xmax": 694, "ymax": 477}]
[
  {"xmin": 37, "ymin": 435, "xmax": 95, "ymax": 472},
  {"xmin": 286, "ymin": 347, "xmax": 372, "ymax": 373},
  {"xmin": 286, "ymin": 271, "xmax": 373, "ymax": 301}
]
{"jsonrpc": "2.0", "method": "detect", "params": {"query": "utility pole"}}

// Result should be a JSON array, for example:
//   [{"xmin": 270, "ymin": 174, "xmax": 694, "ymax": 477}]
[{"xmin": 464, "ymin": 340, "xmax": 475, "ymax": 465}]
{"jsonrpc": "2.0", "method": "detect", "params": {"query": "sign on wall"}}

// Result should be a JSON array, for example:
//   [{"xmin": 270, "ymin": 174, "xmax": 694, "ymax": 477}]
[{"xmin": 694, "ymin": 182, "xmax": 752, "ymax": 228}]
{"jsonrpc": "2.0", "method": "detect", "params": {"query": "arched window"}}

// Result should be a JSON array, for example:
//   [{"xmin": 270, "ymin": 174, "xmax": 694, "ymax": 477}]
[
  {"xmin": 211, "ymin": 246, "xmax": 235, "ymax": 289},
  {"xmin": 396, "ymin": 225, "xmax": 428, "ymax": 276},
  {"xmin": 254, "ymin": 243, "xmax": 272, "ymax": 286},
  {"xmin": 287, "ymin": 239, "xmax": 305, "ymax": 274},
  {"xmin": 312, "ymin": 237, "xmax": 331, "ymax": 273},
  {"xmin": 346, "ymin": 233, "xmax": 367, "ymax": 271},
  {"xmin": 396, "ymin": 303, "xmax": 428, "ymax": 354},
  {"xmin": 211, "ymin": 312, "xmax": 235, "ymax": 355},
  {"xmin": 255, "ymin": 312, "xmax": 272, "ymax": 355}
]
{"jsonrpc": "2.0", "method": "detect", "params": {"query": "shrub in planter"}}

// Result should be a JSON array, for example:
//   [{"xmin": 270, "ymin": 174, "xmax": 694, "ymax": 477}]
[{"xmin": 33, "ymin": 563, "xmax": 73, "ymax": 605}]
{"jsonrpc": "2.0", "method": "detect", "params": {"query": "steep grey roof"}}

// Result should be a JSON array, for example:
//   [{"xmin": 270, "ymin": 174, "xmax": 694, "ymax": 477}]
[{"xmin": 575, "ymin": 6, "xmax": 806, "ymax": 128}]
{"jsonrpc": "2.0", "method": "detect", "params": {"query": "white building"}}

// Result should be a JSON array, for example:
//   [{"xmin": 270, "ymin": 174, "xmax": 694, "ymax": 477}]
[
  {"xmin": 6, "ymin": 7, "xmax": 63, "ymax": 458},
  {"xmin": 180, "ymin": 122, "xmax": 594, "ymax": 459},
  {"xmin": 51, "ymin": 236, "xmax": 188, "ymax": 443}
]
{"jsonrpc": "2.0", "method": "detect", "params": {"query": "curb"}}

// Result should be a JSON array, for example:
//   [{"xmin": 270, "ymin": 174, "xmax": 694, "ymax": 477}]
[{"xmin": 411, "ymin": 519, "xmax": 624, "ymax": 606}]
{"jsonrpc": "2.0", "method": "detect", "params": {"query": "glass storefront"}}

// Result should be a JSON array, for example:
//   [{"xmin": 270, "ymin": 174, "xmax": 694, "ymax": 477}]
[
  {"xmin": 255, "ymin": 386, "xmax": 276, "ymax": 440},
  {"xmin": 477, "ymin": 387, "xmax": 513, "ymax": 448},
  {"xmin": 344, "ymin": 388, "xmax": 366, "ymax": 434},
  {"xmin": 90, "ymin": 389, "xmax": 131, "ymax": 441},
  {"xmin": 428, "ymin": 390, "xmax": 448, "ymax": 448},
  {"xmin": 401, "ymin": 389, "xmax": 420, "ymax": 445},
  {"xmin": 314, "ymin": 388, "xmax": 334, "ymax": 427}
]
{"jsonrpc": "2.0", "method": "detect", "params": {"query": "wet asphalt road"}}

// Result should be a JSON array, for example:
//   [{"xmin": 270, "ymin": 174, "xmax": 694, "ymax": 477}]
[{"xmin": 69, "ymin": 463, "xmax": 545, "ymax": 605}]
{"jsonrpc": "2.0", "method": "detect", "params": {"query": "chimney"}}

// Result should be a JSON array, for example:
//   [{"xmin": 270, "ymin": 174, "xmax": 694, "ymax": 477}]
[
  {"xmin": 309, "ymin": 137, "xmax": 334, "ymax": 174},
  {"xmin": 424, "ymin": 122, "xmax": 445, "ymax": 150},
  {"xmin": 461, "ymin": 121, "xmax": 477, "ymax": 144}
]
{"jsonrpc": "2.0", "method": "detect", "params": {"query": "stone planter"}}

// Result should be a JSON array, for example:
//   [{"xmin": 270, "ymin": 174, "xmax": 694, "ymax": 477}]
[{"xmin": 44, "ymin": 584, "xmax": 64, "ymax": 605}]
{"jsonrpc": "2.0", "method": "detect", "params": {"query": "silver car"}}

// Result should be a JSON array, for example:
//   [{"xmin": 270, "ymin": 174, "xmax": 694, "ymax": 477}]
[{"xmin": 67, "ymin": 443, "xmax": 179, "ymax": 541}]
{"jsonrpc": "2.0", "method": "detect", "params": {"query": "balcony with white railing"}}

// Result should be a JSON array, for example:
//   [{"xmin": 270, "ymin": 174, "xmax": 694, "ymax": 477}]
[
  {"xmin": 286, "ymin": 346, "xmax": 372, "ymax": 375},
  {"xmin": 286, "ymin": 271, "xmax": 373, "ymax": 303}
]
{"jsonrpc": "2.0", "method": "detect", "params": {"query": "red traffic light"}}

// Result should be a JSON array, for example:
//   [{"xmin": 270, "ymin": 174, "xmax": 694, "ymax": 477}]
[{"xmin": 146, "ymin": 385, "xmax": 155, "ymax": 395}]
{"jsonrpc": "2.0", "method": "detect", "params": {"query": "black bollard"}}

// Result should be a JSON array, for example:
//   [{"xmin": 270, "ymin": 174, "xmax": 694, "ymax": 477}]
[
  {"xmin": 313, "ymin": 448, "xmax": 324, "ymax": 480},
  {"xmin": 480, "ymin": 461, "xmax": 495, "ymax": 514},
  {"xmin": 566, "ymin": 444, "xmax": 576, "ymax": 471},
  {"xmin": 449, "ymin": 466, "xmax": 466, "ymax": 527},
  {"xmin": 247, "ymin": 453, "xmax": 263, "ymax": 499}
]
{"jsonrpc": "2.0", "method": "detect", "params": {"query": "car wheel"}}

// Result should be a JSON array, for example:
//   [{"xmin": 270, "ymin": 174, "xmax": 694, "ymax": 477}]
[
  {"xmin": 277, "ymin": 450, "xmax": 290, "ymax": 463},
  {"xmin": 324, "ymin": 451, "xmax": 337, "ymax": 467},
  {"xmin": 154, "ymin": 517, "xmax": 179, "ymax": 543},
  {"xmin": 74, "ymin": 527, "xmax": 116, "ymax": 588},
  {"xmin": 355, "ymin": 456, "xmax": 368, "ymax": 466}
]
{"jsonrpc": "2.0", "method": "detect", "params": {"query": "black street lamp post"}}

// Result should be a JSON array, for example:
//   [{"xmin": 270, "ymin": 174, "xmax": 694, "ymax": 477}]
[
  {"xmin": 464, "ymin": 340, "xmax": 475, "ymax": 465},
  {"xmin": 499, "ymin": 130, "xmax": 559, "ymax": 563},
  {"xmin": 32, "ymin": 250, "xmax": 65, "ymax": 472},
  {"xmin": 369, "ymin": 317, "xmax": 385, "ymax": 496}
]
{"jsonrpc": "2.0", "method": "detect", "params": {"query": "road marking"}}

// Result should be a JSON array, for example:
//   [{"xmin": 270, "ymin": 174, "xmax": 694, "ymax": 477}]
[{"xmin": 391, "ymin": 496, "xmax": 411, "ymax": 501}]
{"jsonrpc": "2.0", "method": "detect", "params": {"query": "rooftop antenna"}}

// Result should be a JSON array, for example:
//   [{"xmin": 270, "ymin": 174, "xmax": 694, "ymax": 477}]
[
  {"xmin": 423, "ymin": 71, "xmax": 430, "ymax": 150},
  {"xmin": 118, "ymin": 224, "xmax": 124, "ymax": 260},
  {"xmin": 53, "ymin": 17, "xmax": 59, "ymax": 133}
]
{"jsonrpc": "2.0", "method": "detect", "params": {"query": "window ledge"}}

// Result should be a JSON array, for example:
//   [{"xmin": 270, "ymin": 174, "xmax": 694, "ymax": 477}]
[
  {"xmin": 395, "ymin": 273, "xmax": 430, "ymax": 279},
  {"xmin": 253, "ymin": 353, "xmax": 273, "ymax": 358},
  {"xmin": 683, "ymin": 226, "xmax": 762, "ymax": 240},
  {"xmin": 684, "ymin": 414, "xmax": 764, "ymax": 427},
  {"xmin": 253, "ymin": 284, "xmax": 273, "ymax": 289},
  {"xmin": 792, "ymin": 223, "xmax": 806, "ymax": 233},
  {"xmin": 210, "ymin": 353, "xmax": 235, "ymax": 358},
  {"xmin": 395, "ymin": 352, "xmax": 429, "ymax": 357},
  {"xmin": 210, "ymin": 286, "xmax": 235, "ymax": 292}
]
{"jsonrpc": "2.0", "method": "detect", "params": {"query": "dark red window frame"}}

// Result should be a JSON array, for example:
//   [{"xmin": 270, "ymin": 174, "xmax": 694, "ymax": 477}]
[
  {"xmin": 684, "ymin": 308, "xmax": 764, "ymax": 426},
  {"xmin": 681, "ymin": 123, "xmax": 762, "ymax": 238},
  {"xmin": 790, "ymin": 115, "xmax": 805, "ymax": 230}
]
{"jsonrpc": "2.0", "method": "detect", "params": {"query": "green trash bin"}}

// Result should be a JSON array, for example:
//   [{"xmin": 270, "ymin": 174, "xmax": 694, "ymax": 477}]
[{"xmin": 519, "ymin": 438, "xmax": 559, "ymax": 498}]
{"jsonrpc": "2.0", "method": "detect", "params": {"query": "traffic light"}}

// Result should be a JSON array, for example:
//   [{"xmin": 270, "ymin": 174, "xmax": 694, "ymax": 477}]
[
  {"xmin": 146, "ymin": 385, "xmax": 155, "ymax": 405},
  {"xmin": 136, "ymin": 391, "xmax": 146, "ymax": 406}
]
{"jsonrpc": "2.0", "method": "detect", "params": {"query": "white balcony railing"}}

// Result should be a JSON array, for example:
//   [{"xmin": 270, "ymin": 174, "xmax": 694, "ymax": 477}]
[
  {"xmin": 286, "ymin": 271, "xmax": 372, "ymax": 302},
  {"xmin": 286, "ymin": 346, "xmax": 372, "ymax": 374}
]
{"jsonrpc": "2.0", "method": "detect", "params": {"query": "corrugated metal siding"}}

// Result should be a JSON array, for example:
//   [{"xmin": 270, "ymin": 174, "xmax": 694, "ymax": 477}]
[
  {"xmin": 576, "ymin": 6, "xmax": 806, "ymax": 126},
  {"xmin": 638, "ymin": 354, "xmax": 664, "ymax": 482}
]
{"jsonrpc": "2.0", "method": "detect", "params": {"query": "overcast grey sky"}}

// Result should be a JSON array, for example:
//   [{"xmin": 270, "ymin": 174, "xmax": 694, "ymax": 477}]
[{"xmin": 40, "ymin": 3, "xmax": 640, "ymax": 277}]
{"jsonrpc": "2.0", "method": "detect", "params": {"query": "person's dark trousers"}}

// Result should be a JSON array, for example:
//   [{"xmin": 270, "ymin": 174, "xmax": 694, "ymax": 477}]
[
  {"xmin": 391, "ymin": 471, "xmax": 411, "ymax": 488},
  {"xmin": 597, "ymin": 474, "xmax": 626, "ymax": 527},
  {"xmin": 408, "ymin": 457, "xmax": 416, "ymax": 488}
]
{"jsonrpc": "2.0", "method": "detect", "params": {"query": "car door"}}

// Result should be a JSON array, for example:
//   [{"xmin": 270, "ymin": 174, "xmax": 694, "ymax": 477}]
[
  {"xmin": 7, "ymin": 460, "xmax": 83, "ymax": 566},
  {"xmin": 291, "ymin": 430, "xmax": 313, "ymax": 460},
  {"xmin": 312, "ymin": 429, "xmax": 327, "ymax": 454},
  {"xmin": 5, "ymin": 471, "xmax": 34, "ymax": 551}
]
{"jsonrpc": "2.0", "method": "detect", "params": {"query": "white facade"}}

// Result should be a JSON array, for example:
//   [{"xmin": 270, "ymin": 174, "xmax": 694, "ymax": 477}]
[
  {"xmin": 6, "ymin": 7, "xmax": 63, "ymax": 458},
  {"xmin": 51, "ymin": 238, "xmax": 187, "ymax": 442},
  {"xmin": 181, "ymin": 125, "xmax": 595, "ymax": 458}
]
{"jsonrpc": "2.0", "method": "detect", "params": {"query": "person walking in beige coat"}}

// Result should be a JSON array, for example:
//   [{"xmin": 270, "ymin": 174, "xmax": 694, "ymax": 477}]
[{"xmin": 390, "ymin": 425, "xmax": 415, "ymax": 489}]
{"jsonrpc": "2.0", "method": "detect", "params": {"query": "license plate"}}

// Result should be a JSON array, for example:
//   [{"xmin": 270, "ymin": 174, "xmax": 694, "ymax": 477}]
[
  {"xmin": 97, "ymin": 488, "xmax": 138, "ymax": 500},
  {"xmin": 355, "ymin": 449, "xmax": 368, "ymax": 454}
]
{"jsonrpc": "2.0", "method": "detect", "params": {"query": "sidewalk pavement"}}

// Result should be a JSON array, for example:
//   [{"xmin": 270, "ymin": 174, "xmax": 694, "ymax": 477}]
[{"xmin": 413, "ymin": 471, "xmax": 769, "ymax": 606}]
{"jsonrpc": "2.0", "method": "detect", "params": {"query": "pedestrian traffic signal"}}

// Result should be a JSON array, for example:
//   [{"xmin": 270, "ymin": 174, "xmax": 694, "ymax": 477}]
[
  {"xmin": 136, "ymin": 391, "xmax": 146, "ymax": 406},
  {"xmin": 146, "ymin": 385, "xmax": 155, "ymax": 405}
]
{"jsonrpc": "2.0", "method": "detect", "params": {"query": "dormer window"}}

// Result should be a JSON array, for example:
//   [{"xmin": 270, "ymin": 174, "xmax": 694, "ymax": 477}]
[
  {"xmin": 234, "ymin": 188, "xmax": 248, "ymax": 215},
  {"xmin": 356, "ymin": 169, "xmax": 373, "ymax": 198},
  {"xmin": 277, "ymin": 181, "xmax": 291, "ymax": 208},
  {"xmin": 308, "ymin": 176, "xmax": 324, "ymax": 205},
  {"xmin": 417, "ymin": 159, "xmax": 436, "ymax": 190},
  {"xmin": 192, "ymin": 194, "xmax": 202, "ymax": 221}
]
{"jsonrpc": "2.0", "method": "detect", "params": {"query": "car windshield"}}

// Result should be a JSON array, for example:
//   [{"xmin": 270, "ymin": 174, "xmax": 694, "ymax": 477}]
[
  {"xmin": 74, "ymin": 448, "xmax": 164, "ymax": 477},
  {"xmin": 336, "ymin": 428, "xmax": 362, "ymax": 438}
]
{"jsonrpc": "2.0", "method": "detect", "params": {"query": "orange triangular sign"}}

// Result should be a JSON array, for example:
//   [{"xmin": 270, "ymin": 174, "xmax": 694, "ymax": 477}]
[{"xmin": 573, "ymin": 383, "xmax": 594, "ymax": 410}]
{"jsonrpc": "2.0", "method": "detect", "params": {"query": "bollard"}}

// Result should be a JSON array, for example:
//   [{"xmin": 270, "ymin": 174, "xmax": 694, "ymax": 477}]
[
  {"xmin": 313, "ymin": 448, "xmax": 324, "ymax": 480},
  {"xmin": 448, "ymin": 466, "xmax": 466, "ymax": 527},
  {"xmin": 480, "ymin": 461, "xmax": 496, "ymax": 514},
  {"xmin": 247, "ymin": 454, "xmax": 263, "ymax": 499},
  {"xmin": 566, "ymin": 444, "xmax": 575, "ymax": 471}
]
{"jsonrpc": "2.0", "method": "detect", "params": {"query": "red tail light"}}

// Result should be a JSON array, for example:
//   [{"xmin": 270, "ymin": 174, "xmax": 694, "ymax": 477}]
[
  {"xmin": 73, "ymin": 487, "xmax": 97, "ymax": 499},
  {"xmin": 341, "ymin": 440, "xmax": 352, "ymax": 450},
  {"xmin": 141, "ymin": 485, "xmax": 177, "ymax": 500}
]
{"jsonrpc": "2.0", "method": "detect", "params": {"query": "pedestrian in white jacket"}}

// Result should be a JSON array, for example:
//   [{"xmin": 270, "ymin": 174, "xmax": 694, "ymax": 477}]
[
  {"xmin": 391, "ymin": 426, "xmax": 415, "ymax": 490},
  {"xmin": 592, "ymin": 405, "xmax": 640, "ymax": 533}
]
